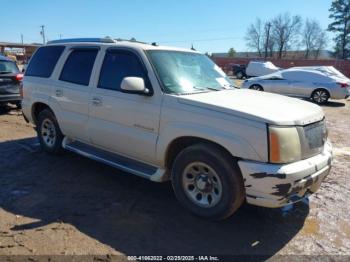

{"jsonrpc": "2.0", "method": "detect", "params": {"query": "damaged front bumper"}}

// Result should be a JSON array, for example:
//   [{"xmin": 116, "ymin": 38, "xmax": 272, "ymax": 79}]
[{"xmin": 238, "ymin": 141, "xmax": 333, "ymax": 208}]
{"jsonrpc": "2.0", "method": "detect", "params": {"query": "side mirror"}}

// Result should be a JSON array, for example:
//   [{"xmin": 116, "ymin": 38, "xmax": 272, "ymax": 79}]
[{"xmin": 121, "ymin": 77, "xmax": 150, "ymax": 95}]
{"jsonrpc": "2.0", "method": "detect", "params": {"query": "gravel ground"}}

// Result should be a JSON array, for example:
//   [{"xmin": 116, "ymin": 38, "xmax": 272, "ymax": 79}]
[{"xmin": 0, "ymin": 97, "xmax": 349, "ymax": 260}]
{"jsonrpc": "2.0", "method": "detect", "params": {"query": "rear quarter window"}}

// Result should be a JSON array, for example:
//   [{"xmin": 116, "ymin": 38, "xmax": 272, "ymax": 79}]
[
  {"xmin": 0, "ymin": 61, "xmax": 19, "ymax": 74},
  {"xmin": 25, "ymin": 46, "xmax": 65, "ymax": 78}
]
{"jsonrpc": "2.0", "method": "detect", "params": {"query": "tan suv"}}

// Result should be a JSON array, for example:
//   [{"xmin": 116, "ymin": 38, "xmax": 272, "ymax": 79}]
[{"xmin": 22, "ymin": 38, "xmax": 332, "ymax": 220}]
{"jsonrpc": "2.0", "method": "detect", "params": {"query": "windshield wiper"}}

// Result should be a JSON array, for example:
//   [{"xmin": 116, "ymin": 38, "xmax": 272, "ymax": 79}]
[
  {"xmin": 0, "ymin": 71, "xmax": 12, "ymax": 74},
  {"xmin": 193, "ymin": 86, "xmax": 221, "ymax": 91}
]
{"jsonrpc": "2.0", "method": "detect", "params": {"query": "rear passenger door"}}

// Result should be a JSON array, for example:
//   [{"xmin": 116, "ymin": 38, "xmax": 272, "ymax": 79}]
[
  {"xmin": 51, "ymin": 47, "xmax": 99, "ymax": 142},
  {"xmin": 87, "ymin": 48, "xmax": 162, "ymax": 164}
]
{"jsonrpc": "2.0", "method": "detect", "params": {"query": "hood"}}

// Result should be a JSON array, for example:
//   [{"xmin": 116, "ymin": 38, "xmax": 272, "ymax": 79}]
[{"xmin": 177, "ymin": 89, "xmax": 324, "ymax": 126}]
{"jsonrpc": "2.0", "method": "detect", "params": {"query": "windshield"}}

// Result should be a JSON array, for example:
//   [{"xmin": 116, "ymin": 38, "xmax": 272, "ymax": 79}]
[
  {"xmin": 147, "ymin": 50, "xmax": 235, "ymax": 94},
  {"xmin": 0, "ymin": 60, "xmax": 19, "ymax": 74}
]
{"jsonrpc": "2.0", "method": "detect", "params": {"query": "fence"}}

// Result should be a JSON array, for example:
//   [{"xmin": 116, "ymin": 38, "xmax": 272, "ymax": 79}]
[{"xmin": 212, "ymin": 57, "xmax": 350, "ymax": 77}]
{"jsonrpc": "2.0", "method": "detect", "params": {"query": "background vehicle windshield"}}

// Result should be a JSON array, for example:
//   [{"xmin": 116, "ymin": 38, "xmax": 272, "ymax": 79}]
[
  {"xmin": 148, "ymin": 50, "xmax": 234, "ymax": 94},
  {"xmin": 0, "ymin": 61, "xmax": 19, "ymax": 74}
]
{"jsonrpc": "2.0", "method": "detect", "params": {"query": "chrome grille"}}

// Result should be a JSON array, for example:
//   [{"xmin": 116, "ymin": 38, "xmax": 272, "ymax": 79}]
[{"xmin": 304, "ymin": 120, "xmax": 327, "ymax": 150}]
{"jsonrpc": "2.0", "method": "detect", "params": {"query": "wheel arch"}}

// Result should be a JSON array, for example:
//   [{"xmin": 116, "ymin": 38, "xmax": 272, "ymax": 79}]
[
  {"xmin": 31, "ymin": 102, "xmax": 54, "ymax": 125},
  {"xmin": 249, "ymin": 83, "xmax": 264, "ymax": 91},
  {"xmin": 311, "ymin": 87, "xmax": 330, "ymax": 97},
  {"xmin": 164, "ymin": 136, "xmax": 239, "ymax": 170}
]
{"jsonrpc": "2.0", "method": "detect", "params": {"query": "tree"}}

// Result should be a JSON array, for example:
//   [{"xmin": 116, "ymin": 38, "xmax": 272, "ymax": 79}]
[
  {"xmin": 228, "ymin": 47, "xmax": 236, "ymax": 57},
  {"xmin": 328, "ymin": 0, "xmax": 350, "ymax": 59},
  {"xmin": 245, "ymin": 18, "xmax": 263, "ymax": 57},
  {"xmin": 272, "ymin": 13, "xmax": 302, "ymax": 59},
  {"xmin": 302, "ymin": 19, "xmax": 327, "ymax": 59},
  {"xmin": 314, "ymin": 31, "xmax": 328, "ymax": 59},
  {"xmin": 263, "ymin": 22, "xmax": 273, "ymax": 58}
]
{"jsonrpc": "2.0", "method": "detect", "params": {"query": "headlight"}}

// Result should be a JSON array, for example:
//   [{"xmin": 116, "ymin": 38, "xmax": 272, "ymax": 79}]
[{"xmin": 268, "ymin": 126, "xmax": 302, "ymax": 164}]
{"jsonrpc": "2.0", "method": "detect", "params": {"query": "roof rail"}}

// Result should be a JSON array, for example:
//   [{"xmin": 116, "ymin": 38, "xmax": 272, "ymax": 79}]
[
  {"xmin": 47, "ymin": 38, "xmax": 115, "ymax": 44},
  {"xmin": 115, "ymin": 38, "xmax": 149, "ymax": 45}
]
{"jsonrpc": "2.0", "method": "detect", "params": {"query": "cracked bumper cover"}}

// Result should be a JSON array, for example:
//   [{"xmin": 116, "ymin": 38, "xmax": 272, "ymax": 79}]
[{"xmin": 238, "ymin": 141, "xmax": 333, "ymax": 208}]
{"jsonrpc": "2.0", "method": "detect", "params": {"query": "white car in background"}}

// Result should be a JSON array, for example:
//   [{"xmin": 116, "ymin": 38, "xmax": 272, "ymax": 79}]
[
  {"xmin": 242, "ymin": 68, "xmax": 350, "ymax": 104},
  {"xmin": 245, "ymin": 61, "xmax": 281, "ymax": 77}
]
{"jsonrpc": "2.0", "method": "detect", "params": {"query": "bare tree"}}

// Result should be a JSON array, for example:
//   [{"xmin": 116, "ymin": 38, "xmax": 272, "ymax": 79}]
[
  {"xmin": 272, "ymin": 13, "xmax": 302, "ymax": 59},
  {"xmin": 314, "ymin": 31, "xmax": 328, "ymax": 59},
  {"xmin": 303, "ymin": 19, "xmax": 327, "ymax": 59},
  {"xmin": 263, "ymin": 21, "xmax": 272, "ymax": 58},
  {"xmin": 245, "ymin": 18, "xmax": 263, "ymax": 57}
]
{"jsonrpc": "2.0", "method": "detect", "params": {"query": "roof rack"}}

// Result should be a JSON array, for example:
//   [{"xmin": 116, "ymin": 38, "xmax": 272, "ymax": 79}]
[
  {"xmin": 47, "ymin": 38, "xmax": 115, "ymax": 44},
  {"xmin": 114, "ymin": 38, "xmax": 149, "ymax": 45}
]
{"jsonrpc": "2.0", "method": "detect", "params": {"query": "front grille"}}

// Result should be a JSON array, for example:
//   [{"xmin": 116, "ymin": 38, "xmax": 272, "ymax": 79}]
[
  {"xmin": 304, "ymin": 120, "xmax": 327, "ymax": 149},
  {"xmin": 298, "ymin": 119, "xmax": 327, "ymax": 160}
]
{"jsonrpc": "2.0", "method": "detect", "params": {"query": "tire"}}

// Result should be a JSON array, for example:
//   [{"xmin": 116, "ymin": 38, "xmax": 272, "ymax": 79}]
[
  {"xmin": 37, "ymin": 109, "xmax": 64, "ymax": 154},
  {"xmin": 171, "ymin": 143, "xmax": 245, "ymax": 220},
  {"xmin": 15, "ymin": 102, "xmax": 22, "ymax": 109},
  {"xmin": 249, "ymin": 84, "xmax": 264, "ymax": 91},
  {"xmin": 311, "ymin": 89, "xmax": 330, "ymax": 104}
]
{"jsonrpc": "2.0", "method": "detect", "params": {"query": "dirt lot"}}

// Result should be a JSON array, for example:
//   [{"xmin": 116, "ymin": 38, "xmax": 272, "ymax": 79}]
[{"xmin": 0, "ymin": 97, "xmax": 349, "ymax": 260}]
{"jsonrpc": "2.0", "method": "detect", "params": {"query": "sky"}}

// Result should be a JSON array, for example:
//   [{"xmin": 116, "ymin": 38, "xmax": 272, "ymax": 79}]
[{"xmin": 1, "ymin": 0, "xmax": 334, "ymax": 53}]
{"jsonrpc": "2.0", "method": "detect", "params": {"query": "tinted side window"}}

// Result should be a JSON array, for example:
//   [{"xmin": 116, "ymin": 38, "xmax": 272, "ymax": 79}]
[
  {"xmin": 98, "ymin": 51, "xmax": 148, "ymax": 91},
  {"xmin": 59, "ymin": 49, "xmax": 98, "ymax": 86},
  {"xmin": 25, "ymin": 46, "xmax": 65, "ymax": 77}
]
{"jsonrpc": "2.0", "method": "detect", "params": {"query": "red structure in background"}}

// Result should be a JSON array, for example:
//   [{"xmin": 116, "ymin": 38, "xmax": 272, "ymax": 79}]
[{"xmin": 212, "ymin": 57, "xmax": 350, "ymax": 77}]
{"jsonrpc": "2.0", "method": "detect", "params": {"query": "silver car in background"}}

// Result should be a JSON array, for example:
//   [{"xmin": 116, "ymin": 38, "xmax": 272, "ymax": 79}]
[{"xmin": 241, "ymin": 68, "xmax": 350, "ymax": 104}]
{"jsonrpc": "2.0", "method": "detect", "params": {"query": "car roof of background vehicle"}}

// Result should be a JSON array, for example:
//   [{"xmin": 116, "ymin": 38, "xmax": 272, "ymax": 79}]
[
  {"xmin": 254, "ymin": 68, "xmax": 347, "ymax": 83},
  {"xmin": 46, "ymin": 38, "xmax": 199, "ymax": 53},
  {"xmin": 0, "ymin": 55, "xmax": 14, "ymax": 62}
]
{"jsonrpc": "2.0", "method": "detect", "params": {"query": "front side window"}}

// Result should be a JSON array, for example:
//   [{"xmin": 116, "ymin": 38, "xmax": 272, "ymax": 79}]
[
  {"xmin": 147, "ymin": 50, "xmax": 235, "ymax": 94},
  {"xmin": 60, "ymin": 49, "xmax": 98, "ymax": 86},
  {"xmin": 98, "ymin": 50, "xmax": 148, "ymax": 91},
  {"xmin": 25, "ymin": 46, "xmax": 65, "ymax": 78}
]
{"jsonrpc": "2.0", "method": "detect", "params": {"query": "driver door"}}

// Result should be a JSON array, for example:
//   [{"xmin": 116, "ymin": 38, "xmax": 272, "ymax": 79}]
[{"xmin": 87, "ymin": 49, "xmax": 162, "ymax": 164}]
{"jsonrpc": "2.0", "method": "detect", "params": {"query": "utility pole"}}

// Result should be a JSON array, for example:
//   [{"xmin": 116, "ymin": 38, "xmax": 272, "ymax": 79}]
[
  {"xmin": 40, "ymin": 25, "xmax": 46, "ymax": 44},
  {"xmin": 21, "ymin": 34, "xmax": 26, "ymax": 62}
]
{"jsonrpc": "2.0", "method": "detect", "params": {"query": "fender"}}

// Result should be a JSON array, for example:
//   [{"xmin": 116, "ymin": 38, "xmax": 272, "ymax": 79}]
[{"xmin": 156, "ymin": 121, "xmax": 266, "ymax": 167}]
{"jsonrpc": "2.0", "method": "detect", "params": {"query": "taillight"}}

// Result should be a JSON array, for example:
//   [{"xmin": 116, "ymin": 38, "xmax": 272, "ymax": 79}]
[
  {"xmin": 16, "ymin": 73, "xmax": 24, "ymax": 81},
  {"xmin": 337, "ymin": 82, "xmax": 349, "ymax": 88}
]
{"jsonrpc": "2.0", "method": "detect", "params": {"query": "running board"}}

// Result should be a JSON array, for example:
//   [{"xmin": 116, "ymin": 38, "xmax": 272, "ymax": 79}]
[{"xmin": 62, "ymin": 138, "xmax": 168, "ymax": 182}]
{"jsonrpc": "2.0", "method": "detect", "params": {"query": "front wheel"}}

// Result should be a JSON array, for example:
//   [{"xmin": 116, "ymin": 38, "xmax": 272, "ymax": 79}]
[
  {"xmin": 37, "ymin": 109, "xmax": 64, "ymax": 154},
  {"xmin": 171, "ymin": 144, "xmax": 245, "ymax": 220},
  {"xmin": 249, "ymin": 84, "xmax": 264, "ymax": 91}
]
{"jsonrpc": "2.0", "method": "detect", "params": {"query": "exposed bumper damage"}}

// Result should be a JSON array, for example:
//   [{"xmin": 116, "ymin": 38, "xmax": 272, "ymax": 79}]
[{"xmin": 238, "ymin": 141, "xmax": 333, "ymax": 208}]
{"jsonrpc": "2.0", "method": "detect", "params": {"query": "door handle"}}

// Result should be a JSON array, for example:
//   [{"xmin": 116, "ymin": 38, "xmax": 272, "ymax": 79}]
[
  {"xmin": 92, "ymin": 97, "xmax": 102, "ymax": 106},
  {"xmin": 55, "ymin": 89, "xmax": 63, "ymax": 97}
]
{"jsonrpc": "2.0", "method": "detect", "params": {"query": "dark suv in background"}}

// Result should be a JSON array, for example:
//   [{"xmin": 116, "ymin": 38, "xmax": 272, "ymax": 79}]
[
  {"xmin": 0, "ymin": 55, "xmax": 23, "ymax": 108},
  {"xmin": 231, "ymin": 64, "xmax": 247, "ymax": 79}
]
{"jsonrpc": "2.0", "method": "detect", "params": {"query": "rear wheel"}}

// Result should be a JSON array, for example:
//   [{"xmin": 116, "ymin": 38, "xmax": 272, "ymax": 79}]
[
  {"xmin": 37, "ymin": 109, "xmax": 64, "ymax": 154},
  {"xmin": 171, "ymin": 144, "xmax": 245, "ymax": 220},
  {"xmin": 249, "ymin": 84, "xmax": 264, "ymax": 91},
  {"xmin": 311, "ymin": 89, "xmax": 329, "ymax": 104},
  {"xmin": 236, "ymin": 71, "xmax": 244, "ymax": 79}
]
